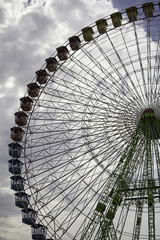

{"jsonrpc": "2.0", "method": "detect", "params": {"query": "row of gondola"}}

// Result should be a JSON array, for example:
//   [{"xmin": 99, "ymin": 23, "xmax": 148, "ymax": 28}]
[{"xmin": 8, "ymin": 2, "xmax": 159, "ymax": 239}]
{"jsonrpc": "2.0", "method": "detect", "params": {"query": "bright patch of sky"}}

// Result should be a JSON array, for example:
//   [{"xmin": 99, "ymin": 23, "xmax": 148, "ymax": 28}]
[{"xmin": 5, "ymin": 76, "xmax": 15, "ymax": 89}]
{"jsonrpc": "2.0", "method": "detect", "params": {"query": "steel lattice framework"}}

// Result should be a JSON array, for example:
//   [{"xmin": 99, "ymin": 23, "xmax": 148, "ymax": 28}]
[{"xmin": 8, "ymin": 2, "xmax": 160, "ymax": 240}]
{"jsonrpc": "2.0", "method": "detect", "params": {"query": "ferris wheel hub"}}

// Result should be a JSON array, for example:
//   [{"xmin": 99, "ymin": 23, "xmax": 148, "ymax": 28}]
[
  {"xmin": 140, "ymin": 108, "xmax": 160, "ymax": 139},
  {"xmin": 143, "ymin": 108, "xmax": 154, "ymax": 114}
]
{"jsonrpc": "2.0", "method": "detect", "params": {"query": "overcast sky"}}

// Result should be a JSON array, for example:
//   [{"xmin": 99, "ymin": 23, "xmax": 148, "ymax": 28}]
[{"xmin": 0, "ymin": 0, "xmax": 157, "ymax": 239}]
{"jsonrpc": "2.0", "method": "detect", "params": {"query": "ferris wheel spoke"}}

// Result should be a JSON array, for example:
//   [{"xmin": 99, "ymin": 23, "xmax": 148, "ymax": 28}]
[
  {"xmin": 133, "ymin": 21, "xmax": 150, "ymax": 105},
  {"xmin": 152, "ymin": 34, "xmax": 160, "ymax": 102},
  {"xmin": 79, "ymin": 129, "xmax": 144, "ymax": 239},
  {"xmin": 154, "ymin": 140, "xmax": 160, "ymax": 182},
  {"xmin": 119, "ymin": 27, "xmax": 148, "ymax": 106},
  {"xmin": 39, "ymin": 152, "xmax": 107, "ymax": 202},
  {"xmin": 81, "ymin": 38, "xmax": 143, "ymax": 106},
  {"xmin": 146, "ymin": 19, "xmax": 152, "ymax": 105},
  {"xmin": 25, "ymin": 118, "xmax": 127, "ymax": 159},
  {"xmin": 68, "ymin": 46, "xmax": 128, "ymax": 103},
  {"xmin": 94, "ymin": 29, "xmax": 145, "ymax": 105},
  {"xmin": 54, "ymin": 64, "xmax": 102, "ymax": 94},
  {"xmin": 23, "ymin": 125, "xmax": 139, "ymax": 186},
  {"xmin": 113, "ymin": 199, "xmax": 132, "ymax": 240},
  {"xmin": 42, "ymin": 76, "xmax": 142, "ymax": 116},
  {"xmin": 43, "ymin": 85, "xmax": 121, "ymax": 114},
  {"xmin": 108, "ymin": 33, "xmax": 144, "ymax": 103},
  {"xmin": 26, "ymin": 145, "xmax": 108, "ymax": 193},
  {"xmin": 38, "ymin": 168, "xmax": 106, "ymax": 228},
  {"xmin": 24, "ymin": 141, "xmax": 115, "ymax": 186}
]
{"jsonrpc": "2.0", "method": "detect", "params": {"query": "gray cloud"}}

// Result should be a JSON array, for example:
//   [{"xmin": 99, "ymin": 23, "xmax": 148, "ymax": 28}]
[
  {"xmin": 0, "ymin": 237, "xmax": 13, "ymax": 240},
  {"xmin": 0, "ymin": 191, "xmax": 19, "ymax": 218},
  {"xmin": 0, "ymin": 7, "xmax": 6, "ymax": 24}
]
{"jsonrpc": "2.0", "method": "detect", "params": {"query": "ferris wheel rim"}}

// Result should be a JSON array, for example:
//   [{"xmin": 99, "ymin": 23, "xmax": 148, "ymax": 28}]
[{"xmin": 8, "ymin": 1, "xmax": 160, "ymax": 239}]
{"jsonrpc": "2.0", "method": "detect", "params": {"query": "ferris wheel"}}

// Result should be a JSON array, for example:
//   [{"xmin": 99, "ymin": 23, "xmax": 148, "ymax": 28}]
[{"xmin": 8, "ymin": 2, "xmax": 160, "ymax": 239}]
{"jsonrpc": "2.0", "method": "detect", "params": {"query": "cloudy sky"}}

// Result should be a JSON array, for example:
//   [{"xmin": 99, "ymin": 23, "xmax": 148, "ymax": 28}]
[{"xmin": 0, "ymin": 0, "xmax": 157, "ymax": 239}]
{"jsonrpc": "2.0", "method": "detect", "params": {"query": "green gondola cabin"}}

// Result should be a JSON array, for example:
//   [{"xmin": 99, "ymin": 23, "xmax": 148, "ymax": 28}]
[
  {"xmin": 111, "ymin": 12, "xmax": 122, "ymax": 28},
  {"xmin": 96, "ymin": 19, "xmax": 108, "ymax": 34},
  {"xmin": 126, "ymin": 6, "xmax": 138, "ymax": 22},
  {"xmin": 82, "ymin": 27, "xmax": 94, "ymax": 42},
  {"xmin": 142, "ymin": 2, "xmax": 154, "ymax": 18}
]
